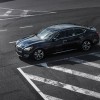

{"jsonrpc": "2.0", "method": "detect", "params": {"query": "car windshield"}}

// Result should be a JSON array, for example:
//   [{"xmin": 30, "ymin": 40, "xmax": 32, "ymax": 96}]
[{"xmin": 37, "ymin": 28, "xmax": 57, "ymax": 40}]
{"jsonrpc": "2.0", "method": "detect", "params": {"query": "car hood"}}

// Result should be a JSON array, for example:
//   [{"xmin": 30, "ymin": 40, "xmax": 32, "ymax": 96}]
[{"xmin": 17, "ymin": 35, "xmax": 43, "ymax": 48}]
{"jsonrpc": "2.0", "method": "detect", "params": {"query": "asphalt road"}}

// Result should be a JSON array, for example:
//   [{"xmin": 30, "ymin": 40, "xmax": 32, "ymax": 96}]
[{"xmin": 0, "ymin": 0, "xmax": 100, "ymax": 100}]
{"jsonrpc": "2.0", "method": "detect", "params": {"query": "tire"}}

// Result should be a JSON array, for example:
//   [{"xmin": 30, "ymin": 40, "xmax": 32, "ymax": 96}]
[
  {"xmin": 81, "ymin": 40, "xmax": 92, "ymax": 51},
  {"xmin": 33, "ymin": 49, "xmax": 44, "ymax": 60}
]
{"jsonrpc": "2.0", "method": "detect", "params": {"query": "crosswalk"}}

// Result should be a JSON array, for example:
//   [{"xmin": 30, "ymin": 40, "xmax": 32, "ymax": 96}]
[
  {"xmin": 0, "ymin": 7, "xmax": 56, "ymax": 20},
  {"xmin": 18, "ymin": 52, "xmax": 100, "ymax": 100}
]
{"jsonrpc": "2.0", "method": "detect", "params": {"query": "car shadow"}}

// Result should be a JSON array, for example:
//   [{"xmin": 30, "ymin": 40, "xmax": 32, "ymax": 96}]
[
  {"xmin": 19, "ymin": 44, "xmax": 100, "ymax": 67},
  {"xmin": 0, "ymin": 0, "xmax": 14, "ymax": 3}
]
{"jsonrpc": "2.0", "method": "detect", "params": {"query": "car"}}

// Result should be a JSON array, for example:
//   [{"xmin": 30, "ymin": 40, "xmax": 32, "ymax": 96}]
[{"xmin": 15, "ymin": 24, "xmax": 100, "ymax": 60}]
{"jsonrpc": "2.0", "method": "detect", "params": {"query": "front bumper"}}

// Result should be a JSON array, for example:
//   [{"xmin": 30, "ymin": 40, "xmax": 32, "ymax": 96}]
[{"xmin": 16, "ymin": 46, "xmax": 31, "ymax": 58}]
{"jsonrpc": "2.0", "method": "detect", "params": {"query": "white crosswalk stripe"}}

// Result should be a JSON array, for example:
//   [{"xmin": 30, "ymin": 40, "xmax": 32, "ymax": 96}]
[
  {"xmin": 45, "ymin": 94, "xmax": 63, "ymax": 100},
  {"xmin": 18, "ymin": 52, "xmax": 100, "ymax": 100},
  {"xmin": 20, "ymin": 10, "xmax": 29, "ymax": 17},
  {"xmin": 18, "ymin": 68, "xmax": 62, "ymax": 100},
  {"xmin": 26, "ymin": 73, "xmax": 100, "ymax": 99},
  {"xmin": 0, "ymin": 7, "xmax": 56, "ymax": 20},
  {"xmin": 3, "ymin": 9, "xmax": 13, "ymax": 16},
  {"xmin": 69, "ymin": 57, "xmax": 100, "ymax": 69},
  {"xmin": 40, "ymin": 62, "xmax": 100, "ymax": 82},
  {"xmin": 50, "ymin": 65, "xmax": 100, "ymax": 82}
]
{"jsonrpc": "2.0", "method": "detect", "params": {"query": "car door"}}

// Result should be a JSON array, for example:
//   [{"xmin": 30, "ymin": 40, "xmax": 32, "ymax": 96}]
[
  {"xmin": 52, "ymin": 30, "xmax": 67, "ymax": 53},
  {"xmin": 65, "ymin": 28, "xmax": 86, "ymax": 49},
  {"xmin": 61, "ymin": 29, "xmax": 76, "ymax": 50}
]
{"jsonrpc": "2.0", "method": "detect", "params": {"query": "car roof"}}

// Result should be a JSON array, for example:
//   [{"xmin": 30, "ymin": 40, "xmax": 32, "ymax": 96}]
[{"xmin": 48, "ymin": 24, "xmax": 83, "ymax": 30}]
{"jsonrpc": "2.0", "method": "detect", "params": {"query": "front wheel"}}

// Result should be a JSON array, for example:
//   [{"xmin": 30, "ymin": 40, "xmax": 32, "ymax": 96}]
[
  {"xmin": 81, "ymin": 40, "xmax": 92, "ymax": 51},
  {"xmin": 33, "ymin": 49, "xmax": 45, "ymax": 60}
]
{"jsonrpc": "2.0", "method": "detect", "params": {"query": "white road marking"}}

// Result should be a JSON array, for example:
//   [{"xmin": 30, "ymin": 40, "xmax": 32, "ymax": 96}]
[
  {"xmin": 45, "ymin": 94, "xmax": 63, "ymax": 100},
  {"xmin": 90, "ymin": 53, "xmax": 100, "ymax": 58},
  {"xmin": 20, "ymin": 25, "xmax": 33, "ymax": 29},
  {"xmin": 3, "ymin": 9, "xmax": 13, "ymax": 16},
  {"xmin": 51, "ymin": 66, "xmax": 100, "ymax": 82},
  {"xmin": 0, "ymin": 11, "xmax": 56, "ymax": 20},
  {"xmin": 19, "ymin": 11, "xmax": 56, "ymax": 18},
  {"xmin": 0, "ymin": 16, "xmax": 22, "ymax": 20},
  {"xmin": 20, "ymin": 65, "xmax": 33, "ymax": 69},
  {"xmin": 17, "ymin": 68, "xmax": 62, "ymax": 100},
  {"xmin": 0, "ymin": 7, "xmax": 50, "ymax": 12},
  {"xmin": 69, "ymin": 57, "xmax": 100, "ymax": 69},
  {"xmin": 0, "ymin": 29, "xmax": 7, "ymax": 32},
  {"xmin": 26, "ymin": 73, "xmax": 100, "ymax": 99},
  {"xmin": 0, "ymin": 7, "xmax": 14, "ymax": 10},
  {"xmin": 20, "ymin": 10, "xmax": 29, "ymax": 17},
  {"xmin": 40, "ymin": 63, "xmax": 100, "ymax": 81},
  {"xmin": 9, "ymin": 41, "xmax": 16, "ymax": 44}
]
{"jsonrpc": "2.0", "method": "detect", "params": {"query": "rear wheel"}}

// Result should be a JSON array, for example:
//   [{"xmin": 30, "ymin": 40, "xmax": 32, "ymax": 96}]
[
  {"xmin": 81, "ymin": 40, "xmax": 92, "ymax": 51},
  {"xmin": 33, "ymin": 49, "xmax": 44, "ymax": 60}
]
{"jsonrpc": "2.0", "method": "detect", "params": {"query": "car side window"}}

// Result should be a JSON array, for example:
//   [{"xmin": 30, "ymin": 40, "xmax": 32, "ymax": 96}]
[
  {"xmin": 56, "ymin": 30, "xmax": 66, "ymax": 39},
  {"xmin": 74, "ymin": 28, "xmax": 85, "ymax": 35},
  {"xmin": 66, "ymin": 29, "xmax": 74, "ymax": 37},
  {"xmin": 56, "ymin": 29, "xmax": 75, "ymax": 39}
]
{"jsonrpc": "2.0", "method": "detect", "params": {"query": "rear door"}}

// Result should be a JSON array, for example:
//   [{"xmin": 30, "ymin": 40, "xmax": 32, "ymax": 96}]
[
  {"xmin": 62, "ymin": 28, "xmax": 86, "ymax": 50},
  {"xmin": 71, "ymin": 28, "xmax": 86, "ymax": 48}
]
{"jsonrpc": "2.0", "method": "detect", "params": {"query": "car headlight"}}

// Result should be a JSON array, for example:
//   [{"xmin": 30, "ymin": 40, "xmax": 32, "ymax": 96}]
[{"xmin": 24, "ymin": 47, "xmax": 33, "ymax": 51}]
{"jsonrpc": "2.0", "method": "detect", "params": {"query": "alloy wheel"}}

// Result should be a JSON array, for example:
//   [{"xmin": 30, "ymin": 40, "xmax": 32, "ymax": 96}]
[
  {"xmin": 82, "ymin": 40, "xmax": 91, "ymax": 51},
  {"xmin": 33, "ymin": 49, "xmax": 44, "ymax": 60}
]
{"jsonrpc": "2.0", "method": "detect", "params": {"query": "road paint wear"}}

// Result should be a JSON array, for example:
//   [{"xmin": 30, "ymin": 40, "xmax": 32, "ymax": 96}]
[
  {"xmin": 17, "ymin": 68, "xmax": 62, "ymax": 100},
  {"xmin": 3, "ymin": 9, "xmax": 13, "ymax": 16},
  {"xmin": 9, "ymin": 41, "xmax": 17, "ymax": 44},
  {"xmin": 50, "ymin": 65, "xmax": 100, "ymax": 82},
  {"xmin": 20, "ymin": 10, "xmax": 29, "ymax": 17},
  {"xmin": 26, "ymin": 73, "xmax": 100, "ymax": 99},
  {"xmin": 20, "ymin": 25, "xmax": 33, "ymax": 29},
  {"xmin": 69, "ymin": 57, "xmax": 100, "ymax": 69},
  {"xmin": 0, "ymin": 29, "xmax": 7, "ymax": 32}
]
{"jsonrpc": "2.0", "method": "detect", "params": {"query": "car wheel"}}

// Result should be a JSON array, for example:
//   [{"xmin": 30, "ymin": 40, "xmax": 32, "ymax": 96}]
[
  {"xmin": 33, "ymin": 49, "xmax": 44, "ymax": 60},
  {"xmin": 81, "ymin": 40, "xmax": 92, "ymax": 51}
]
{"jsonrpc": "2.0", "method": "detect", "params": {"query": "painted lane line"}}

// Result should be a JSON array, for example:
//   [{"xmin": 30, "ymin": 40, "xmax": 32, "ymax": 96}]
[
  {"xmin": 0, "ymin": 12, "xmax": 56, "ymax": 20},
  {"xmin": 0, "ymin": 7, "xmax": 14, "ymax": 10},
  {"xmin": 20, "ymin": 65, "xmax": 33, "ymax": 69},
  {"xmin": 0, "ymin": 16, "xmax": 22, "ymax": 20},
  {"xmin": 20, "ymin": 25, "xmax": 33, "ymax": 29},
  {"xmin": 17, "ymin": 68, "xmax": 48, "ymax": 100},
  {"xmin": 3, "ymin": 9, "xmax": 13, "ymax": 16},
  {"xmin": 22, "ymin": 12, "xmax": 56, "ymax": 17},
  {"xmin": 45, "ymin": 94, "xmax": 63, "ymax": 100},
  {"xmin": 0, "ymin": 29, "xmax": 7, "ymax": 32},
  {"xmin": 51, "ymin": 66, "xmax": 100, "ymax": 82},
  {"xmin": 26, "ymin": 73, "xmax": 100, "ymax": 99},
  {"xmin": 9, "ymin": 41, "xmax": 16, "ymax": 44},
  {"xmin": 89, "ymin": 53, "xmax": 100, "ymax": 58},
  {"xmin": 44, "ymin": 52, "xmax": 100, "ymax": 64},
  {"xmin": 17, "ymin": 68, "xmax": 62, "ymax": 100},
  {"xmin": 20, "ymin": 10, "xmax": 29, "ymax": 17},
  {"xmin": 0, "ymin": 7, "xmax": 51, "ymax": 12},
  {"xmin": 69, "ymin": 57, "xmax": 100, "ymax": 69},
  {"xmin": 40, "ymin": 63, "xmax": 100, "ymax": 82},
  {"xmin": 0, "ymin": 12, "xmax": 56, "ymax": 17}
]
